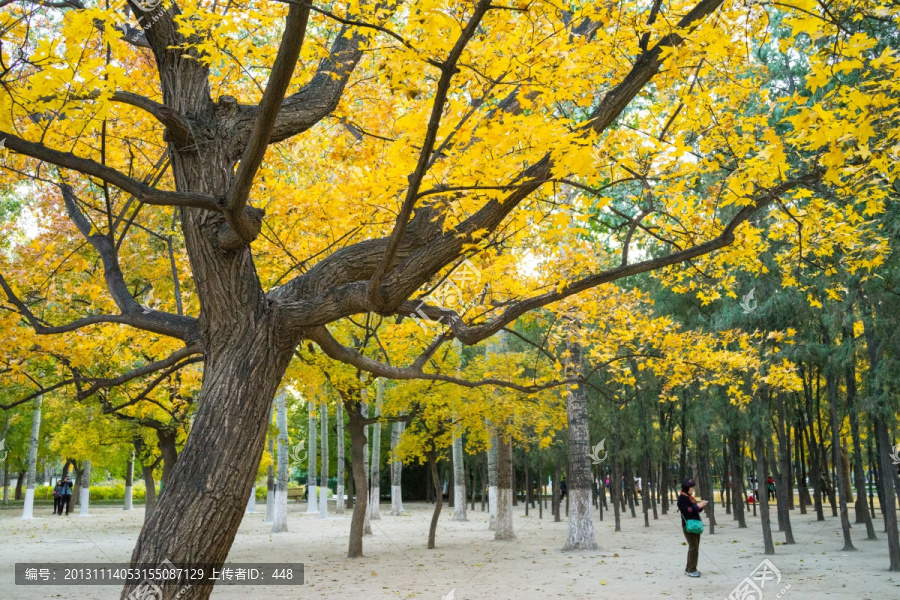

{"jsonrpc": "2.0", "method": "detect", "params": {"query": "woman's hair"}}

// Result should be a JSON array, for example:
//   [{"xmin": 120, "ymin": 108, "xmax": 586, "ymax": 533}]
[{"xmin": 681, "ymin": 478, "xmax": 696, "ymax": 493}]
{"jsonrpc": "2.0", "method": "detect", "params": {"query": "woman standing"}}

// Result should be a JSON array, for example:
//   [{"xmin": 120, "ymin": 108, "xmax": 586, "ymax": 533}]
[
  {"xmin": 677, "ymin": 477, "xmax": 707, "ymax": 577},
  {"xmin": 52, "ymin": 480, "xmax": 62, "ymax": 514}
]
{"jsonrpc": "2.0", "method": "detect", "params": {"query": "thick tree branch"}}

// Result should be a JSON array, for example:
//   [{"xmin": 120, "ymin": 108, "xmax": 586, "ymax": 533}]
[
  {"xmin": 0, "ymin": 133, "xmax": 219, "ymax": 211},
  {"xmin": 225, "ymin": 2, "xmax": 312, "ymax": 247},
  {"xmin": 307, "ymin": 326, "xmax": 578, "ymax": 393},
  {"xmin": 367, "ymin": 0, "xmax": 492, "ymax": 311}
]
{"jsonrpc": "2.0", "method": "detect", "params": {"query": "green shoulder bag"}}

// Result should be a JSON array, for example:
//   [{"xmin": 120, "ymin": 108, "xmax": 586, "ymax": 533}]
[{"xmin": 682, "ymin": 512, "xmax": 704, "ymax": 534}]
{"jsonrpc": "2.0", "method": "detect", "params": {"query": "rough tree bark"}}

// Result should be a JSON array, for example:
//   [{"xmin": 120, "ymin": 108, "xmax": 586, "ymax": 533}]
[
  {"xmin": 562, "ymin": 339, "xmax": 596, "ymax": 550},
  {"xmin": 347, "ymin": 400, "xmax": 370, "ymax": 557},
  {"xmin": 495, "ymin": 434, "xmax": 515, "ymax": 540}
]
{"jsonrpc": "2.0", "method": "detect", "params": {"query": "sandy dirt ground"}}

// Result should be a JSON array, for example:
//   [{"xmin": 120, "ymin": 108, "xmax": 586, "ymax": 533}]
[{"xmin": 1, "ymin": 499, "xmax": 897, "ymax": 600}]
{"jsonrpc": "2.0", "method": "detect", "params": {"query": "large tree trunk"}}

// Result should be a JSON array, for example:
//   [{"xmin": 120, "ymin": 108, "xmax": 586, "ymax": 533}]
[
  {"xmin": 347, "ymin": 402, "xmax": 369, "ymax": 558},
  {"xmin": 495, "ymin": 434, "xmax": 515, "ymax": 540},
  {"xmin": 452, "ymin": 433, "xmax": 467, "ymax": 521},
  {"xmin": 563, "ymin": 341, "xmax": 596, "ymax": 550},
  {"xmin": 121, "ymin": 337, "xmax": 293, "ymax": 600},
  {"xmin": 307, "ymin": 398, "xmax": 318, "ymax": 514},
  {"xmin": 390, "ymin": 420, "xmax": 403, "ymax": 516},
  {"xmin": 21, "ymin": 395, "xmax": 42, "ymax": 519},
  {"xmin": 427, "ymin": 450, "xmax": 443, "ymax": 549},
  {"xmin": 272, "ymin": 390, "xmax": 289, "ymax": 533}
]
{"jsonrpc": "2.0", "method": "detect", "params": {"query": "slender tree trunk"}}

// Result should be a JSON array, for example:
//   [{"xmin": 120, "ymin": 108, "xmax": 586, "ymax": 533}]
[
  {"xmin": 390, "ymin": 420, "xmax": 403, "ymax": 516},
  {"xmin": 755, "ymin": 433, "xmax": 776, "ymax": 555},
  {"xmin": 723, "ymin": 436, "xmax": 731, "ymax": 514},
  {"xmin": 728, "ymin": 433, "xmax": 747, "ymax": 528},
  {"xmin": 844, "ymin": 344, "xmax": 876, "ymax": 538},
  {"xmin": 369, "ymin": 379, "xmax": 382, "ymax": 520},
  {"xmin": 307, "ymin": 399, "xmax": 318, "ymax": 514},
  {"xmin": 641, "ymin": 455, "xmax": 651, "ymax": 527},
  {"xmin": 774, "ymin": 393, "xmax": 795, "ymax": 544},
  {"xmin": 337, "ymin": 395, "xmax": 345, "ymax": 515},
  {"xmin": 347, "ymin": 402, "xmax": 369, "ymax": 558},
  {"xmin": 1, "ymin": 414, "xmax": 9, "ymax": 505},
  {"xmin": 612, "ymin": 452, "xmax": 621, "ymax": 532},
  {"xmin": 552, "ymin": 461, "xmax": 561, "ymax": 522},
  {"xmin": 272, "ymin": 390, "xmax": 289, "ymax": 533},
  {"xmin": 495, "ymin": 434, "xmax": 515, "ymax": 540},
  {"xmin": 487, "ymin": 429, "xmax": 499, "ymax": 530},
  {"xmin": 452, "ymin": 433, "xmax": 467, "ymax": 521},
  {"xmin": 795, "ymin": 419, "xmax": 809, "ymax": 515},
  {"xmin": 79, "ymin": 460, "xmax": 91, "ymax": 516},
  {"xmin": 265, "ymin": 403, "xmax": 275, "ymax": 524},
  {"xmin": 826, "ymin": 367, "xmax": 856, "ymax": 551},
  {"xmin": 21, "ymin": 395, "xmax": 42, "ymax": 519},
  {"xmin": 697, "ymin": 429, "xmax": 715, "ymax": 534},
  {"xmin": 361, "ymin": 387, "xmax": 371, "ymax": 535},
  {"xmin": 142, "ymin": 464, "xmax": 157, "ymax": 519},
  {"xmin": 427, "ymin": 450, "xmax": 443, "ymax": 549},
  {"xmin": 124, "ymin": 451, "xmax": 135, "ymax": 511},
  {"xmin": 563, "ymin": 341, "xmax": 596, "ymax": 549},
  {"xmin": 319, "ymin": 398, "xmax": 329, "ymax": 519}
]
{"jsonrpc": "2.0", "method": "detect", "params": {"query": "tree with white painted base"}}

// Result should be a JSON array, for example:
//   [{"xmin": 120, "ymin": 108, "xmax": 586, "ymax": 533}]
[
  {"xmin": 370, "ymin": 379, "xmax": 383, "ymax": 520},
  {"xmin": 21, "ymin": 395, "xmax": 41, "ymax": 519},
  {"xmin": 79, "ymin": 460, "xmax": 91, "ymax": 516},
  {"xmin": 272, "ymin": 391, "xmax": 289, "ymax": 533},
  {"xmin": 319, "ymin": 398, "xmax": 329, "ymax": 519},
  {"xmin": 452, "ymin": 433, "xmax": 467, "ymax": 521},
  {"xmin": 306, "ymin": 399, "xmax": 318, "ymax": 514}
]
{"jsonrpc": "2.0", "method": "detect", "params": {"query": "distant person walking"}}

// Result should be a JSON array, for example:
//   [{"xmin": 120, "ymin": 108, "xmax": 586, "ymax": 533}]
[
  {"xmin": 58, "ymin": 475, "xmax": 73, "ymax": 515},
  {"xmin": 766, "ymin": 475, "xmax": 776, "ymax": 501},
  {"xmin": 559, "ymin": 477, "xmax": 568, "ymax": 501},
  {"xmin": 53, "ymin": 480, "xmax": 63, "ymax": 514},
  {"xmin": 677, "ymin": 478, "xmax": 707, "ymax": 578}
]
